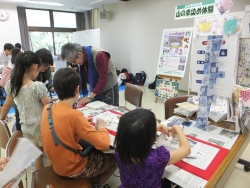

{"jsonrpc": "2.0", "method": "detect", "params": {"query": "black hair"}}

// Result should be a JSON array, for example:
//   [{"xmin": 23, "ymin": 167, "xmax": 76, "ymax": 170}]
[
  {"xmin": 15, "ymin": 43, "xmax": 21, "ymax": 49},
  {"xmin": 53, "ymin": 68, "xmax": 81, "ymax": 100},
  {"xmin": 11, "ymin": 51, "xmax": 41, "ymax": 97},
  {"xmin": 11, "ymin": 47, "xmax": 21, "ymax": 64},
  {"xmin": 114, "ymin": 109, "xmax": 157, "ymax": 165},
  {"xmin": 35, "ymin": 48, "xmax": 53, "ymax": 66},
  {"xmin": 4, "ymin": 43, "xmax": 14, "ymax": 50}
]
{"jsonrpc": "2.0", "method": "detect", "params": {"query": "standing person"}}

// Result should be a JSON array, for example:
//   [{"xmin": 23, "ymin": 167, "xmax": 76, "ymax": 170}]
[
  {"xmin": 40, "ymin": 68, "xmax": 117, "ymax": 188},
  {"xmin": 61, "ymin": 43, "xmax": 119, "ymax": 106},
  {"xmin": 0, "ymin": 51, "xmax": 51, "ymax": 170},
  {"xmin": 114, "ymin": 109, "xmax": 191, "ymax": 188},
  {"xmin": 35, "ymin": 48, "xmax": 54, "ymax": 91},
  {"xmin": 12, "ymin": 48, "xmax": 54, "ymax": 133},
  {"xmin": 0, "ymin": 43, "xmax": 14, "ymax": 73}
]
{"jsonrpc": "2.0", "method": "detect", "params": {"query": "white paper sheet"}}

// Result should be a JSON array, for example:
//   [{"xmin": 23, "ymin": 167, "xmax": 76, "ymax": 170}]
[
  {"xmin": 0, "ymin": 138, "xmax": 42, "ymax": 188},
  {"xmin": 163, "ymin": 165, "xmax": 208, "ymax": 188},
  {"xmin": 182, "ymin": 140, "xmax": 219, "ymax": 170}
]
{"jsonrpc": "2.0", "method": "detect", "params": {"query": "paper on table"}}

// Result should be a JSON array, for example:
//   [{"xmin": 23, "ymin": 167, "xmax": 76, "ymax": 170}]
[
  {"xmin": 0, "ymin": 138, "xmax": 42, "ymax": 188},
  {"xmin": 163, "ymin": 165, "xmax": 207, "ymax": 188},
  {"xmin": 86, "ymin": 101, "xmax": 108, "ymax": 109},
  {"xmin": 177, "ymin": 102, "xmax": 199, "ymax": 112},
  {"xmin": 182, "ymin": 139, "xmax": 219, "ymax": 170}
]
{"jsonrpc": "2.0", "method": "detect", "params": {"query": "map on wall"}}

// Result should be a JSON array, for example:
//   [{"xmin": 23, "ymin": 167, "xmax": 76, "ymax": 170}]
[{"xmin": 156, "ymin": 27, "xmax": 193, "ymax": 78}]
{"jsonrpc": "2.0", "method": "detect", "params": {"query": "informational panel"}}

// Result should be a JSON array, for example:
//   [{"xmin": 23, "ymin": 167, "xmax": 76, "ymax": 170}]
[
  {"xmin": 156, "ymin": 27, "xmax": 193, "ymax": 78},
  {"xmin": 190, "ymin": 35, "xmax": 239, "ymax": 98},
  {"xmin": 73, "ymin": 28, "xmax": 100, "ymax": 47},
  {"xmin": 155, "ymin": 78, "xmax": 179, "ymax": 99},
  {"xmin": 193, "ymin": 12, "xmax": 244, "ymax": 37},
  {"xmin": 242, "ymin": 13, "xmax": 250, "ymax": 38}
]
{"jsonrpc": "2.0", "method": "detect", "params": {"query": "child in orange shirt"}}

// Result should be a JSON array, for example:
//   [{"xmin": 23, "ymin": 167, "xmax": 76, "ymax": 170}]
[{"xmin": 40, "ymin": 68, "xmax": 116, "ymax": 188}]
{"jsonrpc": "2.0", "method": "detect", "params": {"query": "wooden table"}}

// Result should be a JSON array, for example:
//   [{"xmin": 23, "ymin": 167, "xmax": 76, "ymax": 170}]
[{"xmin": 202, "ymin": 120, "xmax": 249, "ymax": 188}]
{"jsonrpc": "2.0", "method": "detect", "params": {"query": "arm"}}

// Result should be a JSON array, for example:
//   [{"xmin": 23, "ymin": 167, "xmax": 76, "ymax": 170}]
[
  {"xmin": 41, "ymin": 96, "xmax": 51, "ymax": 106},
  {"xmin": 75, "ymin": 113, "xmax": 110, "ymax": 150},
  {"xmin": 0, "ymin": 96, "xmax": 14, "ymax": 120},
  {"xmin": 167, "ymin": 125, "xmax": 191, "ymax": 165}
]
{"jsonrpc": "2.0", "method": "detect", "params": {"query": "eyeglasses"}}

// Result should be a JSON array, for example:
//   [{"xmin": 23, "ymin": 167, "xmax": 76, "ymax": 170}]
[{"xmin": 68, "ymin": 52, "xmax": 78, "ymax": 64}]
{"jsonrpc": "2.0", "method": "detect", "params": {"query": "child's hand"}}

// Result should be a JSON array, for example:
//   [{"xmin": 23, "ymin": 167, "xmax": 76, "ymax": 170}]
[
  {"xmin": 87, "ymin": 117, "xmax": 93, "ymax": 123},
  {"xmin": 171, "ymin": 125, "xmax": 183, "ymax": 138},
  {"xmin": 96, "ymin": 118, "xmax": 106, "ymax": 130},
  {"xmin": 160, "ymin": 124, "xmax": 172, "ymax": 137},
  {"xmin": 0, "ymin": 157, "xmax": 10, "ymax": 171}
]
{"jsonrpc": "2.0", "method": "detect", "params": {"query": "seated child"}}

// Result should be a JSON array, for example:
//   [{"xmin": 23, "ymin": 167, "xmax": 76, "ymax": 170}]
[
  {"xmin": 114, "ymin": 109, "xmax": 191, "ymax": 188},
  {"xmin": 40, "ymin": 68, "xmax": 117, "ymax": 188}
]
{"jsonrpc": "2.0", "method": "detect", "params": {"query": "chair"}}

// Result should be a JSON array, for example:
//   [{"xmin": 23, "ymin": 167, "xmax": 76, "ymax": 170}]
[
  {"xmin": 124, "ymin": 83, "xmax": 143, "ymax": 108},
  {"xmin": 31, "ymin": 165, "xmax": 92, "ymax": 188},
  {"xmin": 164, "ymin": 96, "xmax": 189, "ymax": 119},
  {"xmin": 0, "ymin": 120, "xmax": 11, "ymax": 153},
  {"xmin": 5, "ymin": 130, "xmax": 24, "ymax": 188}
]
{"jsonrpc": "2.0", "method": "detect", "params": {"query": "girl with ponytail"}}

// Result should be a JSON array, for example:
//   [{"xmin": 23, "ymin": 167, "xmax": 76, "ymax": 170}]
[{"xmin": 0, "ymin": 51, "xmax": 51, "ymax": 169}]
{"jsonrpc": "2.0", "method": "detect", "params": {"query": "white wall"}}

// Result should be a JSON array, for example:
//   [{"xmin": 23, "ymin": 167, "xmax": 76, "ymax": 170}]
[
  {"xmin": 0, "ymin": 3, "xmax": 21, "ymax": 51},
  {"xmin": 99, "ymin": 0, "xmax": 249, "ymax": 90}
]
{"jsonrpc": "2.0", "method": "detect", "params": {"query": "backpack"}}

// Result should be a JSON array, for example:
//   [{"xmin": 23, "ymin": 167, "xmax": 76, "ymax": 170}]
[
  {"xmin": 129, "ymin": 73, "xmax": 136, "ymax": 84},
  {"xmin": 116, "ymin": 69, "xmax": 120, "ymax": 76},
  {"xmin": 140, "ymin": 71, "xmax": 146, "ymax": 85},
  {"xmin": 135, "ymin": 71, "xmax": 147, "ymax": 85},
  {"xmin": 121, "ymin": 68, "xmax": 130, "ymax": 83},
  {"xmin": 135, "ymin": 73, "xmax": 142, "ymax": 85}
]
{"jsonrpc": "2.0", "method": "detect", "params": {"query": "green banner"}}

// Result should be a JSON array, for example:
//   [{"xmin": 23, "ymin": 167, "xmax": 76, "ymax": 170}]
[{"xmin": 175, "ymin": 0, "xmax": 216, "ymax": 20}]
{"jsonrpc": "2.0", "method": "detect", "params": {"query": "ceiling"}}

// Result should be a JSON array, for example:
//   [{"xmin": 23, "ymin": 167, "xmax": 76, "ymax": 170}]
[{"xmin": 0, "ymin": 0, "xmax": 127, "ymax": 12}]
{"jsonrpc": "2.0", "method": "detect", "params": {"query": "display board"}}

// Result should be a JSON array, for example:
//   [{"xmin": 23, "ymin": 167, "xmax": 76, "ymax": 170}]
[
  {"xmin": 189, "ymin": 35, "xmax": 239, "ymax": 98},
  {"xmin": 155, "ymin": 78, "xmax": 180, "ymax": 100},
  {"xmin": 72, "ymin": 28, "xmax": 100, "ymax": 47},
  {"xmin": 156, "ymin": 27, "xmax": 193, "ymax": 78}
]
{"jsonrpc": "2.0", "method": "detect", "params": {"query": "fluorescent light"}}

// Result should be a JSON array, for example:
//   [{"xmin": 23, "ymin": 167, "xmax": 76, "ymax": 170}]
[
  {"xmin": 89, "ymin": 0, "xmax": 103, "ymax": 5},
  {"xmin": 8, "ymin": 0, "xmax": 64, "ymax": 6}
]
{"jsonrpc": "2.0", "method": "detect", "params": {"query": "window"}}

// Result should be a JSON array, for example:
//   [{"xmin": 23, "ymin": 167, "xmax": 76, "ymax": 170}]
[
  {"xmin": 26, "ymin": 9, "xmax": 50, "ymax": 27},
  {"xmin": 53, "ymin": 12, "xmax": 76, "ymax": 28},
  {"xmin": 54, "ymin": 32, "xmax": 73, "ymax": 55},
  {"xmin": 29, "ymin": 32, "xmax": 54, "ymax": 54},
  {"xmin": 26, "ymin": 9, "xmax": 76, "ymax": 55}
]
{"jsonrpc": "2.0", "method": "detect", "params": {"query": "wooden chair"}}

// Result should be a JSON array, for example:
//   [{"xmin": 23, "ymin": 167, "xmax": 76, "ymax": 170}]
[
  {"xmin": 124, "ymin": 83, "xmax": 143, "ymax": 108},
  {"xmin": 31, "ymin": 165, "xmax": 92, "ymax": 188},
  {"xmin": 0, "ymin": 120, "xmax": 11, "ymax": 156},
  {"xmin": 5, "ymin": 130, "xmax": 24, "ymax": 188},
  {"xmin": 164, "ymin": 96, "xmax": 189, "ymax": 119}
]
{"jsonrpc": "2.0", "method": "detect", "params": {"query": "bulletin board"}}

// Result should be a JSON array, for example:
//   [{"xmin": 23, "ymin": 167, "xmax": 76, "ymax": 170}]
[
  {"xmin": 189, "ymin": 35, "xmax": 239, "ymax": 99},
  {"xmin": 156, "ymin": 27, "xmax": 193, "ymax": 78}
]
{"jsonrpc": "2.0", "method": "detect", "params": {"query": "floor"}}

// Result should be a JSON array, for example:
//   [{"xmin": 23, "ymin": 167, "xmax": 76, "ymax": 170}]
[{"xmin": 1, "ymin": 86, "xmax": 250, "ymax": 188}]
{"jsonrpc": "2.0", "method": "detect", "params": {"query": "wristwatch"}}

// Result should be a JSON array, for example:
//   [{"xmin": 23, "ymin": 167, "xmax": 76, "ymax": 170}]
[{"xmin": 88, "ymin": 95, "xmax": 94, "ymax": 101}]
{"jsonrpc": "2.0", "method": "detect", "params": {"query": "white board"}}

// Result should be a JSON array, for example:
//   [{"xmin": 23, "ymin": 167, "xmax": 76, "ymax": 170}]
[
  {"xmin": 156, "ymin": 27, "xmax": 193, "ymax": 78},
  {"xmin": 73, "ymin": 28, "xmax": 100, "ymax": 47},
  {"xmin": 189, "ymin": 35, "xmax": 239, "ymax": 99}
]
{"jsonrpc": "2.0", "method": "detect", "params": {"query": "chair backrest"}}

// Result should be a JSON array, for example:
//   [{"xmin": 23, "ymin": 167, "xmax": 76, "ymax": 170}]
[
  {"xmin": 0, "ymin": 120, "xmax": 11, "ymax": 149},
  {"xmin": 164, "ymin": 96, "xmax": 189, "ymax": 120},
  {"xmin": 5, "ymin": 130, "xmax": 24, "ymax": 188},
  {"xmin": 31, "ymin": 166, "xmax": 92, "ymax": 188},
  {"xmin": 5, "ymin": 130, "xmax": 23, "ymax": 157},
  {"xmin": 124, "ymin": 83, "xmax": 143, "ymax": 107}
]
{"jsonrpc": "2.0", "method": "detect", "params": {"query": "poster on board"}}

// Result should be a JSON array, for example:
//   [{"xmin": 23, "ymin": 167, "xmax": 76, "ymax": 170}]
[
  {"xmin": 189, "ymin": 35, "xmax": 239, "ymax": 99},
  {"xmin": 156, "ymin": 27, "xmax": 193, "ymax": 78},
  {"xmin": 155, "ymin": 78, "xmax": 179, "ymax": 99}
]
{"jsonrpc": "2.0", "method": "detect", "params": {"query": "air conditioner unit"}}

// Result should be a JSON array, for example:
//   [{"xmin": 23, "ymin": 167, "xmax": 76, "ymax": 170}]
[{"xmin": 100, "ymin": 11, "xmax": 112, "ymax": 19}]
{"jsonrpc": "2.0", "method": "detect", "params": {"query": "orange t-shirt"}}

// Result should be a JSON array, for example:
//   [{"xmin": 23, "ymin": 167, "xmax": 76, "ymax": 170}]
[{"xmin": 40, "ymin": 101, "xmax": 110, "ymax": 176}]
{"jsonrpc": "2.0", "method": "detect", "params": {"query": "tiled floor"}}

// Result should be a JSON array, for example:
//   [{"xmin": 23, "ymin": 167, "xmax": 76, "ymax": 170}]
[{"xmin": 1, "ymin": 86, "xmax": 250, "ymax": 188}]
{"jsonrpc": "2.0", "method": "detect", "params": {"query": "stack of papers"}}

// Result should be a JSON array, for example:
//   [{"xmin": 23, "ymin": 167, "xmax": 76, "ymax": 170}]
[
  {"xmin": 86, "ymin": 101, "xmax": 108, "ymax": 109},
  {"xmin": 174, "ymin": 102, "xmax": 198, "ymax": 117}
]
